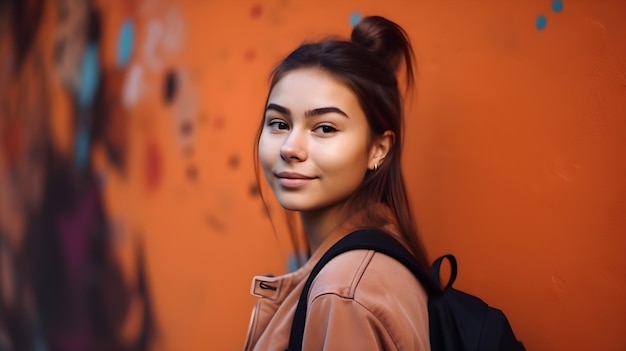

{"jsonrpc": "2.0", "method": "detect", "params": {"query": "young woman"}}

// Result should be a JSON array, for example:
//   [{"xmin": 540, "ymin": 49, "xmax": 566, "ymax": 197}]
[{"xmin": 246, "ymin": 15, "xmax": 430, "ymax": 350}]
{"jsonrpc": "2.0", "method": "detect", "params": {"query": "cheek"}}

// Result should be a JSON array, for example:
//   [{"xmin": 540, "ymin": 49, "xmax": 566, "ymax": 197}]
[
  {"xmin": 258, "ymin": 132, "xmax": 278, "ymax": 172},
  {"xmin": 315, "ymin": 141, "xmax": 368, "ymax": 177}
]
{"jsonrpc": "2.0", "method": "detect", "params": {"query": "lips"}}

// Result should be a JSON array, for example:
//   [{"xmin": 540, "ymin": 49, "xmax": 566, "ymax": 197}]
[{"xmin": 275, "ymin": 171, "xmax": 316, "ymax": 188}]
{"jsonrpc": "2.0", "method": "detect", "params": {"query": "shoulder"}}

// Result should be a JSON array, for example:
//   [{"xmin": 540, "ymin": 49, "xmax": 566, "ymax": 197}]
[
  {"xmin": 309, "ymin": 249, "xmax": 427, "ymax": 303},
  {"xmin": 309, "ymin": 249, "xmax": 375, "ymax": 300},
  {"xmin": 308, "ymin": 249, "xmax": 430, "ymax": 346}
]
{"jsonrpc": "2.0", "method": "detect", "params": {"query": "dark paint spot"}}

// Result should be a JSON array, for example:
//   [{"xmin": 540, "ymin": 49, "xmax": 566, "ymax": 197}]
[
  {"xmin": 180, "ymin": 120, "xmax": 193, "ymax": 136},
  {"xmin": 88, "ymin": 10, "xmax": 102, "ymax": 43},
  {"xmin": 186, "ymin": 164, "xmax": 198, "ymax": 181},
  {"xmin": 251, "ymin": 4, "xmax": 263, "ymax": 18},
  {"xmin": 213, "ymin": 116, "xmax": 225, "ymax": 130},
  {"xmin": 244, "ymin": 50, "xmax": 256, "ymax": 61},
  {"xmin": 144, "ymin": 142, "xmax": 161, "ymax": 192},
  {"xmin": 206, "ymin": 214, "xmax": 226, "ymax": 233},
  {"xmin": 249, "ymin": 183, "xmax": 260, "ymax": 197},
  {"xmin": 228, "ymin": 154, "xmax": 239, "ymax": 169},
  {"xmin": 164, "ymin": 70, "xmax": 178, "ymax": 104},
  {"xmin": 11, "ymin": 0, "xmax": 45, "ymax": 67}
]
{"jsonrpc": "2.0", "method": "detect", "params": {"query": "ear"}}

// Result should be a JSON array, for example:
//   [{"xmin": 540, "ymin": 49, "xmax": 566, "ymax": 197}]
[{"xmin": 368, "ymin": 130, "xmax": 394, "ymax": 170}]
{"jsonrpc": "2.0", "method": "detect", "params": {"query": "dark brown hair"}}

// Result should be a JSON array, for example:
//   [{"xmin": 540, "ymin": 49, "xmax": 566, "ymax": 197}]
[{"xmin": 254, "ymin": 16, "xmax": 428, "ymax": 268}]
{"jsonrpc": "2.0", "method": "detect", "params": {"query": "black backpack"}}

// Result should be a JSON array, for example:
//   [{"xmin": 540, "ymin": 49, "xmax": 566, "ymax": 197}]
[{"xmin": 287, "ymin": 229, "xmax": 525, "ymax": 351}]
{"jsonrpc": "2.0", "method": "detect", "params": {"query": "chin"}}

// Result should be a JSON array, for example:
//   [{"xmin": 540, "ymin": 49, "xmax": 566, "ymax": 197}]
[
  {"xmin": 275, "ymin": 195, "xmax": 338, "ymax": 213},
  {"xmin": 275, "ymin": 195, "xmax": 318, "ymax": 212},
  {"xmin": 276, "ymin": 200, "xmax": 309, "ymax": 212}
]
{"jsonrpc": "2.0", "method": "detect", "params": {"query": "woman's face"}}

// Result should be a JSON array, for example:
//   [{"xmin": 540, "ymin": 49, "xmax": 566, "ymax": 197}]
[{"xmin": 258, "ymin": 68, "xmax": 376, "ymax": 212}]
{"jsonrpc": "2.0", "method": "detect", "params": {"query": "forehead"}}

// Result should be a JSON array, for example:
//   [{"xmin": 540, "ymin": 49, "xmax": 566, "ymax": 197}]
[{"xmin": 267, "ymin": 68, "xmax": 360, "ymax": 109}]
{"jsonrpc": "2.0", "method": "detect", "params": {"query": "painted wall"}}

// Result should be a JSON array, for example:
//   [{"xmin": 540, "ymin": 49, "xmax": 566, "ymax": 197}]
[{"xmin": 0, "ymin": 0, "xmax": 624, "ymax": 350}]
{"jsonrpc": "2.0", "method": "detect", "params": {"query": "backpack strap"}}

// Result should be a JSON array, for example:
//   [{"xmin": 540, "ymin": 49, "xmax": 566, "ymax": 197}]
[
  {"xmin": 286, "ymin": 229, "xmax": 441, "ymax": 351},
  {"xmin": 431, "ymin": 254, "xmax": 458, "ymax": 291}
]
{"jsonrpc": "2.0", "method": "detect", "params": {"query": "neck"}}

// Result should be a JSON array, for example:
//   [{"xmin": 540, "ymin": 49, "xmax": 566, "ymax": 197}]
[{"xmin": 300, "ymin": 203, "xmax": 347, "ymax": 253}]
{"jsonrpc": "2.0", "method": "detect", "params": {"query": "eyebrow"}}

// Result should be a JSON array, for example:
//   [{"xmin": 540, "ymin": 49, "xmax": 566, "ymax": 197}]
[{"xmin": 266, "ymin": 103, "xmax": 349, "ymax": 118}]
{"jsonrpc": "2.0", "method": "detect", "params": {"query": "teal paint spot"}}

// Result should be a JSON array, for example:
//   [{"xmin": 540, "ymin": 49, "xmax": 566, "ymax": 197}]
[
  {"xmin": 350, "ymin": 12, "xmax": 361, "ymax": 27},
  {"xmin": 287, "ymin": 253, "xmax": 307, "ymax": 272},
  {"xmin": 536, "ymin": 15, "xmax": 547, "ymax": 30},
  {"xmin": 552, "ymin": 0, "xmax": 563, "ymax": 13},
  {"xmin": 74, "ymin": 127, "xmax": 90, "ymax": 171},
  {"xmin": 117, "ymin": 19, "xmax": 135, "ymax": 67},
  {"xmin": 78, "ymin": 44, "xmax": 100, "ymax": 108}
]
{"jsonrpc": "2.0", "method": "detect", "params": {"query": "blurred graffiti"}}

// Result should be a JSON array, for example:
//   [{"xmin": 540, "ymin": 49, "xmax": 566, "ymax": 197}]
[{"xmin": 0, "ymin": 0, "xmax": 154, "ymax": 350}]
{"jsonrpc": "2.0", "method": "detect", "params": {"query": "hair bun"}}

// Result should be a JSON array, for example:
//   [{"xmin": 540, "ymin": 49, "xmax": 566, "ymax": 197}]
[{"xmin": 351, "ymin": 16, "xmax": 414, "ymax": 74}]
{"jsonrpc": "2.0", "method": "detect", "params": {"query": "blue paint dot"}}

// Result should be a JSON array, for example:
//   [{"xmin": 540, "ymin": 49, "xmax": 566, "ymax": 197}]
[
  {"xmin": 536, "ymin": 15, "xmax": 547, "ymax": 30},
  {"xmin": 117, "ymin": 19, "xmax": 135, "ymax": 67},
  {"xmin": 77, "ymin": 44, "xmax": 100, "ymax": 108},
  {"xmin": 552, "ymin": 0, "xmax": 563, "ymax": 13},
  {"xmin": 350, "ymin": 12, "xmax": 361, "ymax": 27},
  {"xmin": 74, "ymin": 127, "xmax": 90, "ymax": 170},
  {"xmin": 287, "ymin": 253, "xmax": 307, "ymax": 272}
]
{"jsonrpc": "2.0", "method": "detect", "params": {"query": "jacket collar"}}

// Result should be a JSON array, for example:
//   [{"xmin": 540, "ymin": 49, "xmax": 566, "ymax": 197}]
[{"xmin": 250, "ymin": 203, "xmax": 402, "ymax": 301}]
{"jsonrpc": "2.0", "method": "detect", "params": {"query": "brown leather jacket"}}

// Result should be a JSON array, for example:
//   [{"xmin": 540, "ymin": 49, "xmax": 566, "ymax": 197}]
[{"xmin": 244, "ymin": 207, "xmax": 430, "ymax": 350}]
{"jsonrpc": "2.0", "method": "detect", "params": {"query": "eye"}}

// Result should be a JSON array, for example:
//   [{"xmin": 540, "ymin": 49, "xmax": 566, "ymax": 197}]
[
  {"xmin": 267, "ymin": 119, "xmax": 290, "ymax": 131},
  {"xmin": 314, "ymin": 124, "xmax": 338, "ymax": 134}
]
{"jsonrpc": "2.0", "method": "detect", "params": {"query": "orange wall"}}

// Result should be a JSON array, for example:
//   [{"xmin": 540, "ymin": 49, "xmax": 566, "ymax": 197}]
[{"xmin": 1, "ymin": 0, "xmax": 625, "ymax": 350}]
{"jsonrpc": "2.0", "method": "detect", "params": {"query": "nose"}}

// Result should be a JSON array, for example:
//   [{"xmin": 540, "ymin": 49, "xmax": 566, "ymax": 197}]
[{"xmin": 280, "ymin": 130, "xmax": 307, "ymax": 162}]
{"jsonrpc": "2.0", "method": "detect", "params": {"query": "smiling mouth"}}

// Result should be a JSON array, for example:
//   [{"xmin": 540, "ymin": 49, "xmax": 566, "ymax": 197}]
[
  {"xmin": 275, "ymin": 172, "xmax": 316, "ymax": 188},
  {"xmin": 277, "ymin": 177, "xmax": 314, "ymax": 188}
]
